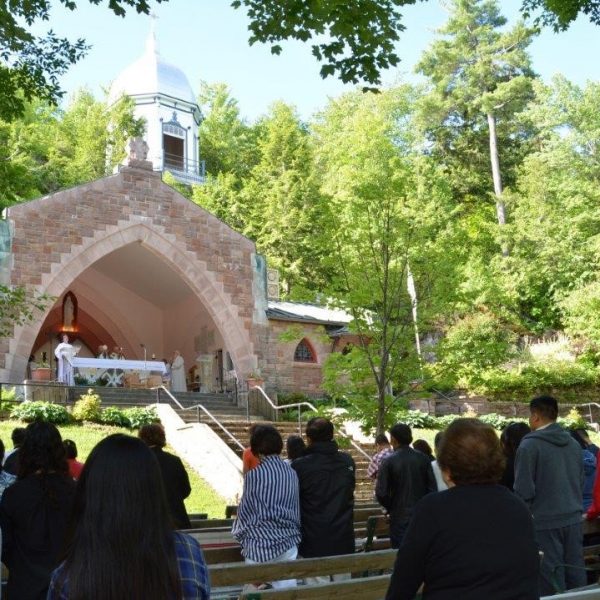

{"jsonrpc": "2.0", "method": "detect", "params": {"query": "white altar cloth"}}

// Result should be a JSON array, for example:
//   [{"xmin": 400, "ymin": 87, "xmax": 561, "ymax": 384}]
[{"xmin": 72, "ymin": 357, "xmax": 166, "ymax": 373}]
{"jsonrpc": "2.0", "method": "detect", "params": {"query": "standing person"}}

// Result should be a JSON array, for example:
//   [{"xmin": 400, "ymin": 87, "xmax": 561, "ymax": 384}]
[
  {"xmin": 570, "ymin": 430, "xmax": 597, "ymax": 512},
  {"xmin": 243, "ymin": 424, "xmax": 261, "ymax": 474},
  {"xmin": 291, "ymin": 417, "xmax": 355, "ymax": 562},
  {"xmin": 367, "ymin": 434, "xmax": 393, "ymax": 481},
  {"xmin": 285, "ymin": 434, "xmax": 306, "ymax": 463},
  {"xmin": 162, "ymin": 358, "xmax": 172, "ymax": 387},
  {"xmin": 54, "ymin": 334, "xmax": 76, "ymax": 385},
  {"xmin": 232, "ymin": 425, "xmax": 301, "ymax": 589},
  {"xmin": 171, "ymin": 350, "xmax": 187, "ymax": 393},
  {"xmin": 385, "ymin": 419, "xmax": 539, "ymax": 600},
  {"xmin": 63, "ymin": 439, "xmax": 84, "ymax": 481},
  {"xmin": 431, "ymin": 432, "xmax": 448, "ymax": 492},
  {"xmin": 0, "ymin": 421, "xmax": 76, "ymax": 600},
  {"xmin": 47, "ymin": 434, "xmax": 210, "ymax": 600},
  {"xmin": 499, "ymin": 422, "xmax": 531, "ymax": 490},
  {"xmin": 376, "ymin": 423, "xmax": 436, "ymax": 548},
  {"xmin": 0, "ymin": 439, "xmax": 16, "ymax": 500},
  {"xmin": 96, "ymin": 345, "xmax": 109, "ymax": 359},
  {"xmin": 138, "ymin": 424, "xmax": 192, "ymax": 529},
  {"xmin": 514, "ymin": 396, "xmax": 586, "ymax": 595},
  {"xmin": 3, "ymin": 427, "xmax": 26, "ymax": 475},
  {"xmin": 413, "ymin": 439, "xmax": 435, "ymax": 462}
]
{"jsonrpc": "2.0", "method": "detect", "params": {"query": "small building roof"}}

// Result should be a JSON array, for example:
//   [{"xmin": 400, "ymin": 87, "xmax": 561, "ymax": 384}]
[{"xmin": 266, "ymin": 301, "xmax": 353, "ymax": 326}]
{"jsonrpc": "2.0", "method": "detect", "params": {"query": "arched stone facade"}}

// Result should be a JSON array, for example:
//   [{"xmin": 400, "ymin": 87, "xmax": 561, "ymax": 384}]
[{"xmin": 2, "ymin": 160, "xmax": 268, "ymax": 383}]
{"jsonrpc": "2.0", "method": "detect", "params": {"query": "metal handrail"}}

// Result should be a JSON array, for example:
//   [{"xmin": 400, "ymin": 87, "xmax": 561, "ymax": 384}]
[
  {"xmin": 252, "ymin": 385, "xmax": 318, "ymax": 413},
  {"xmin": 576, "ymin": 402, "xmax": 600, "ymax": 426},
  {"xmin": 151, "ymin": 386, "xmax": 245, "ymax": 451},
  {"xmin": 250, "ymin": 386, "xmax": 371, "ymax": 460}
]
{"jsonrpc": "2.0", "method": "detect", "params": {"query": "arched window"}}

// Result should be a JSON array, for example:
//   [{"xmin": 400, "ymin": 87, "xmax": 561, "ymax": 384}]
[{"xmin": 294, "ymin": 338, "xmax": 316, "ymax": 363}]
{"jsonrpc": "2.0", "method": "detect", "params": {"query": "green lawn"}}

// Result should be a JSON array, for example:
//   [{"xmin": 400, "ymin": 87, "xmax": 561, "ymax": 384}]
[{"xmin": 0, "ymin": 420, "xmax": 227, "ymax": 518}]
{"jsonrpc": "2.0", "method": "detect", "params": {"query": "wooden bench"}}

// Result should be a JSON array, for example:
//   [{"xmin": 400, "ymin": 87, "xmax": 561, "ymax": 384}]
[{"xmin": 210, "ymin": 549, "xmax": 395, "ymax": 599}]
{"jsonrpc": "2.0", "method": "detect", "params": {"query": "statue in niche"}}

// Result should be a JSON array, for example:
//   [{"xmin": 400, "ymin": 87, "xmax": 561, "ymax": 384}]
[{"xmin": 62, "ymin": 292, "xmax": 77, "ymax": 331}]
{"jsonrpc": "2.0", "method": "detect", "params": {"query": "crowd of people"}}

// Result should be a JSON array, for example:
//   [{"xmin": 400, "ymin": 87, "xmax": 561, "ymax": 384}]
[
  {"xmin": 233, "ymin": 397, "xmax": 600, "ymax": 598},
  {"xmin": 0, "ymin": 422, "xmax": 207, "ymax": 600},
  {"xmin": 0, "ymin": 395, "xmax": 596, "ymax": 598}
]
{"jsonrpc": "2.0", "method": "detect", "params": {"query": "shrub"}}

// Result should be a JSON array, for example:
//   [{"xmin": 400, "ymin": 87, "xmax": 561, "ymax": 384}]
[
  {"xmin": 124, "ymin": 406, "xmax": 159, "ymax": 429},
  {"xmin": 472, "ymin": 361, "xmax": 600, "ymax": 401},
  {"xmin": 558, "ymin": 407, "xmax": 588, "ymax": 430},
  {"xmin": 395, "ymin": 410, "xmax": 438, "ymax": 430},
  {"xmin": 10, "ymin": 401, "xmax": 71, "ymax": 424},
  {"xmin": 434, "ymin": 414, "xmax": 460, "ymax": 429},
  {"xmin": 478, "ymin": 413, "xmax": 512, "ymax": 430},
  {"xmin": 99, "ymin": 406, "xmax": 131, "ymax": 428},
  {"xmin": 72, "ymin": 389, "xmax": 102, "ymax": 422}
]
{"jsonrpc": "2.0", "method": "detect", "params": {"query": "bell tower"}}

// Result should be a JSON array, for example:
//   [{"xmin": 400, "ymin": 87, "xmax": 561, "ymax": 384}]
[{"xmin": 108, "ymin": 19, "xmax": 204, "ymax": 184}]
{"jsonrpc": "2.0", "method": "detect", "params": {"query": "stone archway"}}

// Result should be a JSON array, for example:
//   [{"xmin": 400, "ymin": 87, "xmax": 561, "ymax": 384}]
[
  {"xmin": 5, "ymin": 222, "xmax": 262, "ymax": 382},
  {"xmin": 2, "ymin": 162, "xmax": 268, "ymax": 384}
]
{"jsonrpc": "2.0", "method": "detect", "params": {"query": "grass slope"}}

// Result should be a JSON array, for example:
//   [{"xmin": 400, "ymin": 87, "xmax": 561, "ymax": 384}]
[{"xmin": 0, "ymin": 420, "xmax": 227, "ymax": 518}]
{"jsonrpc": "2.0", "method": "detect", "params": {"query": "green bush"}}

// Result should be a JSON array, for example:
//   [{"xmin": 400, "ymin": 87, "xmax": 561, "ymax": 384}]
[
  {"xmin": 434, "ymin": 414, "xmax": 459, "ymax": 429},
  {"xmin": 72, "ymin": 389, "xmax": 102, "ymax": 422},
  {"xmin": 395, "ymin": 410, "xmax": 438, "ymax": 430},
  {"xmin": 472, "ymin": 361, "xmax": 600, "ymax": 400},
  {"xmin": 124, "ymin": 406, "xmax": 159, "ymax": 429},
  {"xmin": 558, "ymin": 407, "xmax": 588, "ymax": 430},
  {"xmin": 437, "ymin": 313, "xmax": 517, "ymax": 387},
  {"xmin": 10, "ymin": 401, "xmax": 71, "ymax": 424},
  {"xmin": 99, "ymin": 406, "xmax": 131, "ymax": 428}
]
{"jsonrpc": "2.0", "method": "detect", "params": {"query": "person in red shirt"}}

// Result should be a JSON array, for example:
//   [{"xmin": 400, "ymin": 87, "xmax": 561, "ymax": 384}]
[
  {"xmin": 63, "ymin": 439, "xmax": 84, "ymax": 480},
  {"xmin": 242, "ymin": 424, "xmax": 262, "ymax": 474}
]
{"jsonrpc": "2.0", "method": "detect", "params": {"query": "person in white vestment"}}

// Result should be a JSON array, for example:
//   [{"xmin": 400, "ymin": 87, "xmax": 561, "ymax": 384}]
[
  {"xmin": 54, "ymin": 334, "xmax": 76, "ymax": 385},
  {"xmin": 171, "ymin": 351, "xmax": 187, "ymax": 393}
]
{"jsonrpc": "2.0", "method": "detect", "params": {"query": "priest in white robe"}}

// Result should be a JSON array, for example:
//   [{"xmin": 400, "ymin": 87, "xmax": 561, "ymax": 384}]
[
  {"xmin": 171, "ymin": 351, "xmax": 187, "ymax": 393},
  {"xmin": 54, "ymin": 334, "xmax": 76, "ymax": 385}
]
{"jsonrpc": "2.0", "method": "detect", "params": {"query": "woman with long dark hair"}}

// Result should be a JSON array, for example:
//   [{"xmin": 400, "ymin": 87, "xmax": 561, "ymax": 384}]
[
  {"xmin": 0, "ymin": 420, "xmax": 76, "ymax": 600},
  {"xmin": 47, "ymin": 434, "xmax": 210, "ymax": 600}
]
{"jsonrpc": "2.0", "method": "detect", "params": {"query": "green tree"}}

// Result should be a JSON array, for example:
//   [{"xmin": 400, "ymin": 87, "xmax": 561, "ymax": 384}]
[
  {"xmin": 198, "ymin": 82, "xmax": 259, "ymax": 178},
  {"xmin": 0, "ymin": 285, "xmax": 51, "ymax": 338},
  {"xmin": 416, "ymin": 0, "xmax": 536, "ymax": 233},
  {"xmin": 232, "ymin": 0, "xmax": 419, "ymax": 87},
  {"xmin": 0, "ymin": 0, "xmax": 166, "ymax": 121},
  {"xmin": 507, "ymin": 76, "xmax": 600, "ymax": 331},
  {"xmin": 315, "ymin": 88, "xmax": 458, "ymax": 434},
  {"xmin": 245, "ymin": 102, "xmax": 328, "ymax": 297},
  {"xmin": 521, "ymin": 0, "xmax": 600, "ymax": 29}
]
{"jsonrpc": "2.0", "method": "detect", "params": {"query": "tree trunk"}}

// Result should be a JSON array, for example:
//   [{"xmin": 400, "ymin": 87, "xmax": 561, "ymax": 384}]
[
  {"xmin": 487, "ymin": 112, "xmax": 509, "ymax": 256},
  {"xmin": 376, "ymin": 385, "xmax": 386, "ymax": 436}
]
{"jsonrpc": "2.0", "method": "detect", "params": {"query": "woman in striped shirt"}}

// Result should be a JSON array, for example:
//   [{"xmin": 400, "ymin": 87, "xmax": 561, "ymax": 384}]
[{"xmin": 232, "ymin": 425, "xmax": 301, "ymax": 589}]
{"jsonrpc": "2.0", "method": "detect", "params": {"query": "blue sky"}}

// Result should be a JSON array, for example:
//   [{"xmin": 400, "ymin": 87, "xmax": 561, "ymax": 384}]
[{"xmin": 35, "ymin": 0, "xmax": 600, "ymax": 121}]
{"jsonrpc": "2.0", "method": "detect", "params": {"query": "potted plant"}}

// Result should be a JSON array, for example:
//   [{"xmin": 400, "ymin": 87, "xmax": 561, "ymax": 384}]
[
  {"xmin": 245, "ymin": 370, "xmax": 264, "ymax": 389},
  {"xmin": 31, "ymin": 361, "xmax": 52, "ymax": 382}
]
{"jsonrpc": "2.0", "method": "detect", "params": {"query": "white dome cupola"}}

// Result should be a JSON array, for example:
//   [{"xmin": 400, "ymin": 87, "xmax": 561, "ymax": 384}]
[{"xmin": 109, "ymin": 21, "xmax": 204, "ymax": 184}]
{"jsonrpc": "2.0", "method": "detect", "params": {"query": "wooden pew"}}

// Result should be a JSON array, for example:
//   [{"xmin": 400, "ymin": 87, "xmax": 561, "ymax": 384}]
[{"xmin": 210, "ymin": 549, "xmax": 395, "ymax": 599}]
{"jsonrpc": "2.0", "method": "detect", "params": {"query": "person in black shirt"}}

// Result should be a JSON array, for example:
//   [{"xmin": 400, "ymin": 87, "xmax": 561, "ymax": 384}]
[
  {"xmin": 385, "ymin": 418, "xmax": 539, "ymax": 600},
  {"xmin": 138, "ymin": 423, "xmax": 192, "ymax": 529},
  {"xmin": 0, "ymin": 421, "xmax": 76, "ymax": 600},
  {"xmin": 291, "ymin": 417, "xmax": 355, "ymax": 559},
  {"xmin": 376, "ymin": 423, "xmax": 436, "ymax": 548}
]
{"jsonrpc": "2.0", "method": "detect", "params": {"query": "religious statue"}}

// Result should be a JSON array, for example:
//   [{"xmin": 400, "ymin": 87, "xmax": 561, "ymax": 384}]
[{"xmin": 127, "ymin": 137, "xmax": 149, "ymax": 162}]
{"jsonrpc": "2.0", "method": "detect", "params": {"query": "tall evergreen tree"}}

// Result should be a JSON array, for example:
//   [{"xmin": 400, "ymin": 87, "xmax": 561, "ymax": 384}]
[{"xmin": 416, "ymin": 0, "xmax": 537, "ymax": 233}]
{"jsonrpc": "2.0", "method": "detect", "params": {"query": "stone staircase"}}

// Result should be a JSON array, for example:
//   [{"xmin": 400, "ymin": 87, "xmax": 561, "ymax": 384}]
[{"xmin": 177, "ymin": 408, "xmax": 376, "ymax": 502}]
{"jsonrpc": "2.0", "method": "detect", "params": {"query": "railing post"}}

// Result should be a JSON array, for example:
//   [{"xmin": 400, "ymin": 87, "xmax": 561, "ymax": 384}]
[
  {"xmin": 196, "ymin": 406, "xmax": 200, "ymax": 423},
  {"xmin": 298, "ymin": 406, "xmax": 302, "ymax": 435}
]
